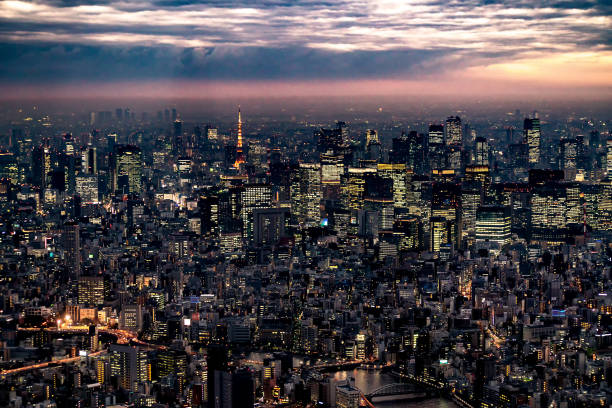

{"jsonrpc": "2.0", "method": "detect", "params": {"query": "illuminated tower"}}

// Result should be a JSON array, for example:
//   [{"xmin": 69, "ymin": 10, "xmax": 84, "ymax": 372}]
[{"xmin": 234, "ymin": 107, "xmax": 245, "ymax": 168}]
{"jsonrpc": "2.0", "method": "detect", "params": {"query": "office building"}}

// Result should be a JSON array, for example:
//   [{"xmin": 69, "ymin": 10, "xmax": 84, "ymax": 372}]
[
  {"xmin": 77, "ymin": 276, "xmax": 104, "ymax": 306},
  {"xmin": 523, "ymin": 117, "xmax": 541, "ymax": 165},
  {"xmin": 63, "ymin": 221, "xmax": 81, "ymax": 276},
  {"xmin": 475, "ymin": 205, "xmax": 511, "ymax": 249},
  {"xmin": 445, "ymin": 116, "xmax": 462, "ymax": 145},
  {"xmin": 111, "ymin": 145, "xmax": 142, "ymax": 194},
  {"xmin": 109, "ymin": 345, "xmax": 149, "ymax": 392}
]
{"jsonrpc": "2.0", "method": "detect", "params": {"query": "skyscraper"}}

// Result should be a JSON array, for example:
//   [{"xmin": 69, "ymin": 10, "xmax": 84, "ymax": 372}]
[
  {"xmin": 290, "ymin": 163, "xmax": 322, "ymax": 226},
  {"xmin": 81, "ymin": 145, "xmax": 97, "ymax": 174},
  {"xmin": 240, "ymin": 184, "xmax": 272, "ymax": 240},
  {"xmin": 377, "ymin": 163, "xmax": 408, "ymax": 209},
  {"xmin": 173, "ymin": 119, "xmax": 183, "ymax": 155},
  {"xmin": 428, "ymin": 124, "xmax": 444, "ymax": 146},
  {"xmin": 63, "ymin": 221, "xmax": 81, "ymax": 276},
  {"xmin": 523, "ymin": 117, "xmax": 541, "ymax": 165},
  {"xmin": 445, "ymin": 116, "xmax": 462, "ymax": 146},
  {"xmin": 77, "ymin": 276, "xmax": 104, "ymax": 306},
  {"xmin": 316, "ymin": 125, "xmax": 343, "ymax": 153},
  {"xmin": 111, "ymin": 145, "xmax": 143, "ymax": 194},
  {"xmin": 207, "ymin": 345, "xmax": 228, "ymax": 408},
  {"xmin": 109, "ymin": 344, "xmax": 149, "ymax": 392},
  {"xmin": 475, "ymin": 205, "xmax": 511, "ymax": 249},
  {"xmin": 75, "ymin": 173, "xmax": 99, "ymax": 204},
  {"xmin": 32, "ymin": 144, "xmax": 50, "ymax": 191},
  {"xmin": 606, "ymin": 137, "xmax": 612, "ymax": 176},
  {"xmin": 474, "ymin": 137, "xmax": 489, "ymax": 166}
]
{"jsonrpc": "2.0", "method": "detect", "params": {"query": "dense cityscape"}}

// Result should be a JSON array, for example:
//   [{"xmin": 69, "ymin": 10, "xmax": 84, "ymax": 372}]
[{"xmin": 0, "ymin": 102, "xmax": 609, "ymax": 408}]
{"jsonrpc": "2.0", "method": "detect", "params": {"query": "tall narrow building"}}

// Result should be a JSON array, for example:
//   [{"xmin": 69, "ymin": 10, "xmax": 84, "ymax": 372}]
[
  {"xmin": 63, "ymin": 221, "xmax": 81, "ymax": 276},
  {"xmin": 445, "ymin": 116, "xmax": 462, "ymax": 146},
  {"xmin": 606, "ymin": 137, "xmax": 612, "ymax": 177},
  {"xmin": 32, "ymin": 143, "xmax": 50, "ymax": 191},
  {"xmin": 111, "ymin": 145, "xmax": 143, "ymax": 195},
  {"xmin": 523, "ymin": 117, "xmax": 541, "ymax": 165}
]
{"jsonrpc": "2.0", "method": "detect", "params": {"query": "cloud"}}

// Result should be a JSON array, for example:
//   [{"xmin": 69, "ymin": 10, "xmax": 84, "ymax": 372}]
[
  {"xmin": 0, "ymin": 42, "xmax": 454, "ymax": 81},
  {"xmin": 0, "ymin": 0, "xmax": 609, "ymax": 87}
]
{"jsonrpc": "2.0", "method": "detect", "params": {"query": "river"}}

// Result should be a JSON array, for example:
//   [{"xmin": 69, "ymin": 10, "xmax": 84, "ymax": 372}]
[
  {"xmin": 246, "ymin": 353, "xmax": 456, "ymax": 407},
  {"xmin": 332, "ymin": 369, "xmax": 457, "ymax": 408}
]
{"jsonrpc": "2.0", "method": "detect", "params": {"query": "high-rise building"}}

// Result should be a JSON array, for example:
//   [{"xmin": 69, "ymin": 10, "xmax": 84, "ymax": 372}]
[
  {"xmin": 240, "ymin": 184, "xmax": 272, "ymax": 239},
  {"xmin": 63, "ymin": 222, "xmax": 81, "ymax": 276},
  {"xmin": 109, "ymin": 344, "xmax": 149, "ymax": 391},
  {"xmin": 207, "ymin": 345, "xmax": 228, "ymax": 408},
  {"xmin": 336, "ymin": 380, "xmax": 360, "ymax": 408},
  {"xmin": 445, "ymin": 116, "xmax": 462, "ymax": 145},
  {"xmin": 530, "ymin": 182, "xmax": 572, "ymax": 243},
  {"xmin": 475, "ymin": 205, "xmax": 511, "ymax": 249},
  {"xmin": 606, "ymin": 137, "xmax": 612, "ymax": 176},
  {"xmin": 560, "ymin": 138, "xmax": 577, "ymax": 169},
  {"xmin": 464, "ymin": 165, "xmax": 491, "ymax": 202},
  {"xmin": 81, "ymin": 145, "xmax": 97, "ymax": 174},
  {"xmin": 0, "ymin": 151, "xmax": 18, "ymax": 183},
  {"xmin": 428, "ymin": 124, "xmax": 444, "ymax": 146},
  {"xmin": 461, "ymin": 181, "xmax": 481, "ymax": 240},
  {"xmin": 320, "ymin": 152, "xmax": 344, "ymax": 186},
  {"xmin": 290, "ymin": 163, "xmax": 321, "ymax": 226},
  {"xmin": 431, "ymin": 182, "xmax": 461, "ymax": 249},
  {"xmin": 157, "ymin": 349, "xmax": 188, "ymax": 379},
  {"xmin": 32, "ymin": 144, "xmax": 50, "ymax": 191},
  {"xmin": 316, "ymin": 126, "xmax": 343, "ymax": 153},
  {"xmin": 365, "ymin": 129, "xmax": 379, "ymax": 145},
  {"xmin": 391, "ymin": 131, "xmax": 424, "ymax": 173},
  {"xmin": 75, "ymin": 173, "xmax": 99, "ymax": 203},
  {"xmin": 173, "ymin": 119, "xmax": 183, "ymax": 154},
  {"xmin": 430, "ymin": 216, "xmax": 451, "ymax": 254},
  {"xmin": 78, "ymin": 276, "xmax": 104, "ymax": 306},
  {"xmin": 377, "ymin": 163, "xmax": 408, "ymax": 209},
  {"xmin": 394, "ymin": 215, "xmax": 423, "ymax": 251},
  {"xmin": 206, "ymin": 125, "xmax": 218, "ymax": 142},
  {"xmin": 428, "ymin": 124, "xmax": 446, "ymax": 171},
  {"xmin": 120, "ymin": 304, "xmax": 143, "ymax": 331},
  {"xmin": 474, "ymin": 137, "xmax": 489, "ymax": 166},
  {"xmin": 342, "ymin": 167, "xmax": 375, "ymax": 211},
  {"xmin": 523, "ymin": 117, "xmax": 541, "ymax": 165},
  {"xmin": 199, "ymin": 193, "xmax": 220, "ymax": 237},
  {"xmin": 253, "ymin": 207, "xmax": 289, "ymax": 246},
  {"xmin": 111, "ymin": 145, "xmax": 142, "ymax": 194}
]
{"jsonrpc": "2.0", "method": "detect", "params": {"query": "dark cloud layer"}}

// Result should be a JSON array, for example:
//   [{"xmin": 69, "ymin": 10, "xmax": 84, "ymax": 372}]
[
  {"xmin": 0, "ymin": 0, "xmax": 609, "ymax": 85},
  {"xmin": 0, "ymin": 43, "xmax": 450, "ymax": 82}
]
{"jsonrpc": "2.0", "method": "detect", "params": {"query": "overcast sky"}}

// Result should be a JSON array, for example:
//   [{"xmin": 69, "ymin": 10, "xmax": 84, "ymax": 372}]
[{"xmin": 0, "ymin": 0, "xmax": 610, "ymax": 98}]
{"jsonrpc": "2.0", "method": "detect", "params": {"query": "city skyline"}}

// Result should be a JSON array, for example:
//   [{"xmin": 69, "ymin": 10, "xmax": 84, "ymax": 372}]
[{"xmin": 0, "ymin": 2, "xmax": 611, "ymax": 408}]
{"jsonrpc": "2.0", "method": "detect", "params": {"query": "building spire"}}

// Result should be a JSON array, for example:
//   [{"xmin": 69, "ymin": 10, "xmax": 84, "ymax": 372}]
[{"xmin": 234, "ymin": 105, "xmax": 245, "ymax": 168}]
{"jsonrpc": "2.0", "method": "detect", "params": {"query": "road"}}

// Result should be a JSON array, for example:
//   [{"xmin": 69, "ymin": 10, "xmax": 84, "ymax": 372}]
[
  {"xmin": 0, "ymin": 350, "xmax": 107, "ymax": 377},
  {"xmin": 1, "ymin": 326, "xmax": 165, "ymax": 377}
]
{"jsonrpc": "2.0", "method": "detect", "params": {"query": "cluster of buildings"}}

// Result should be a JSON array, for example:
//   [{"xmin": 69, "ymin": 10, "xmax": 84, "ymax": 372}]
[{"xmin": 0, "ymin": 106, "xmax": 610, "ymax": 408}]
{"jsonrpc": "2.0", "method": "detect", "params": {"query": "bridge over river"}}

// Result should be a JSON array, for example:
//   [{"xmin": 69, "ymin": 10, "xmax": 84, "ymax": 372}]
[
  {"xmin": 332, "ymin": 369, "xmax": 457, "ymax": 407},
  {"xmin": 360, "ymin": 382, "xmax": 430, "ymax": 406}
]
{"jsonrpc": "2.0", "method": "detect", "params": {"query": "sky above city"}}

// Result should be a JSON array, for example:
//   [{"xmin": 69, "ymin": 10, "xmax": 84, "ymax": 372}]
[{"xmin": 0, "ymin": 0, "xmax": 611, "ymax": 99}]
